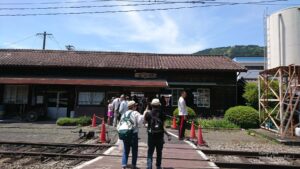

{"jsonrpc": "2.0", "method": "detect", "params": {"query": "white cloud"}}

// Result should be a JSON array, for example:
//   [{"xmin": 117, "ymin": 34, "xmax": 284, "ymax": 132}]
[
  {"xmin": 66, "ymin": 2, "xmax": 205, "ymax": 53},
  {"xmin": 1, "ymin": 42, "xmax": 30, "ymax": 49}
]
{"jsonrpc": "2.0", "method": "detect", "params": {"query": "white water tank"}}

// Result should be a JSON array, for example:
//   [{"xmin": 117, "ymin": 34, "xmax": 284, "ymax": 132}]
[{"xmin": 267, "ymin": 7, "xmax": 300, "ymax": 69}]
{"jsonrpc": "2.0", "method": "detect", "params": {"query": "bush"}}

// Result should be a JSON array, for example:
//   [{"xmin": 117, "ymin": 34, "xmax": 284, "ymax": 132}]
[
  {"xmin": 56, "ymin": 116, "xmax": 91, "ymax": 126},
  {"xmin": 243, "ymin": 82, "xmax": 258, "ymax": 109},
  {"xmin": 165, "ymin": 118, "xmax": 172, "ymax": 128},
  {"xmin": 173, "ymin": 106, "xmax": 196, "ymax": 118},
  {"xmin": 224, "ymin": 106, "xmax": 259, "ymax": 129},
  {"xmin": 196, "ymin": 118, "xmax": 239, "ymax": 129}
]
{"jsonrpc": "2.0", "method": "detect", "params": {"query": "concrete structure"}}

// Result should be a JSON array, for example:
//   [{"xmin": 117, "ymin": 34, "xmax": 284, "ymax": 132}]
[
  {"xmin": 267, "ymin": 6, "xmax": 300, "ymax": 69},
  {"xmin": 233, "ymin": 56, "xmax": 264, "ymax": 81}
]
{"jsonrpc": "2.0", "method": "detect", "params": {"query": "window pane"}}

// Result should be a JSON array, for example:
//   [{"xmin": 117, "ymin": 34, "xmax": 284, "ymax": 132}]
[
  {"xmin": 92, "ymin": 92, "xmax": 105, "ymax": 105},
  {"xmin": 196, "ymin": 88, "xmax": 210, "ymax": 108},
  {"xmin": 78, "ymin": 92, "xmax": 105, "ymax": 105},
  {"xmin": 3, "ymin": 85, "xmax": 28, "ymax": 104},
  {"xmin": 78, "ymin": 92, "xmax": 91, "ymax": 105}
]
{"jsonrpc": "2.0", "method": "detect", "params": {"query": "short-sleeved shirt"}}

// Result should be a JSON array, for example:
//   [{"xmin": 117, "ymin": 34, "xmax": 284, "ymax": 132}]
[
  {"xmin": 112, "ymin": 98, "xmax": 120, "ymax": 112},
  {"xmin": 145, "ymin": 109, "xmax": 166, "ymax": 139},
  {"xmin": 178, "ymin": 97, "xmax": 188, "ymax": 116},
  {"xmin": 121, "ymin": 110, "xmax": 144, "ymax": 133}
]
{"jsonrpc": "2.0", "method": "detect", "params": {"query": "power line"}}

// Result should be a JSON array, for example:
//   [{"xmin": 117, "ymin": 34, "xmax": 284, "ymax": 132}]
[
  {"xmin": 0, "ymin": 0, "xmax": 287, "ymax": 6},
  {"xmin": 0, "ymin": 0, "xmax": 168, "ymax": 6},
  {"xmin": 1, "ymin": 34, "xmax": 35, "ymax": 47},
  {"xmin": 0, "ymin": 4, "xmax": 222, "ymax": 17},
  {"xmin": 0, "ymin": 1, "xmax": 206, "ymax": 11},
  {"xmin": 49, "ymin": 35, "xmax": 63, "ymax": 50},
  {"xmin": 0, "ymin": 0, "xmax": 290, "ymax": 17}
]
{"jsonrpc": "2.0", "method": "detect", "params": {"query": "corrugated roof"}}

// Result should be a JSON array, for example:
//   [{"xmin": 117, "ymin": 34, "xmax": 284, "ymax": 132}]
[{"xmin": 0, "ymin": 49, "xmax": 246, "ymax": 71}]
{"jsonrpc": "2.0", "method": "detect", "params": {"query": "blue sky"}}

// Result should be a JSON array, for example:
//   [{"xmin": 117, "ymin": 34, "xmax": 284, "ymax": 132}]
[{"xmin": 0, "ymin": 0, "xmax": 299, "ymax": 53}]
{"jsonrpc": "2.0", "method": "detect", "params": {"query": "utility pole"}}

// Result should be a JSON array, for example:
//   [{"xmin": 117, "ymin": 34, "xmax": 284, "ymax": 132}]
[{"xmin": 36, "ymin": 31, "xmax": 52, "ymax": 50}]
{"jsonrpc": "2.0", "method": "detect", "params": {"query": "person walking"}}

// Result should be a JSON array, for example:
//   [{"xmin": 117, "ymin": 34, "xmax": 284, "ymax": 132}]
[
  {"xmin": 178, "ymin": 91, "xmax": 188, "ymax": 140},
  {"xmin": 120, "ymin": 100, "xmax": 144, "ymax": 169},
  {"xmin": 112, "ymin": 95, "xmax": 121, "ymax": 127},
  {"xmin": 145, "ymin": 98, "xmax": 171, "ymax": 169},
  {"xmin": 107, "ymin": 99, "xmax": 113, "ymax": 125},
  {"xmin": 119, "ymin": 95, "xmax": 128, "ymax": 116}
]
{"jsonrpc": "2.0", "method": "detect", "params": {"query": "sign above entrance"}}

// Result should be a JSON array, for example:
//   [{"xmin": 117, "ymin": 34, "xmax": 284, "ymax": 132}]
[{"xmin": 134, "ymin": 72, "xmax": 157, "ymax": 79}]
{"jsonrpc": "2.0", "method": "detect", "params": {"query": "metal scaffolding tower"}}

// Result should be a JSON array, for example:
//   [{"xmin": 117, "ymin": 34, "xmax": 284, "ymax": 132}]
[{"xmin": 259, "ymin": 65, "xmax": 300, "ymax": 138}]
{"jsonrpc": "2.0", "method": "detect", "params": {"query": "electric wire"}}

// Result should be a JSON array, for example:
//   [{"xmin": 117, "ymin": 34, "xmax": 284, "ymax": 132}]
[
  {"xmin": 1, "ymin": 34, "xmax": 36, "ymax": 47},
  {"xmin": 0, "ymin": 0, "xmax": 291, "ymax": 17},
  {"xmin": 0, "ymin": 0, "xmax": 171, "ymax": 6},
  {"xmin": 0, "ymin": 4, "xmax": 224, "ymax": 17},
  {"xmin": 49, "ymin": 35, "xmax": 63, "ymax": 50},
  {"xmin": 0, "ymin": 1, "xmax": 207, "ymax": 11},
  {"xmin": 0, "ymin": 0, "xmax": 288, "ymax": 10}
]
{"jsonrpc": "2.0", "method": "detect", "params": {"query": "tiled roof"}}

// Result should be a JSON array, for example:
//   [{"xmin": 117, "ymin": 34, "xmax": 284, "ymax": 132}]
[{"xmin": 0, "ymin": 49, "xmax": 246, "ymax": 71}]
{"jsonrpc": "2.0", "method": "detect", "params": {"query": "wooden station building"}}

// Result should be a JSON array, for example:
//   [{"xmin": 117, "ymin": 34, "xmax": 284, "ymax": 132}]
[{"xmin": 0, "ymin": 49, "xmax": 246, "ymax": 121}]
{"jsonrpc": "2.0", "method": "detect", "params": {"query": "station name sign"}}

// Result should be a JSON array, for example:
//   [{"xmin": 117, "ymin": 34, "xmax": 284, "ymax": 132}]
[{"xmin": 134, "ymin": 72, "xmax": 157, "ymax": 79}]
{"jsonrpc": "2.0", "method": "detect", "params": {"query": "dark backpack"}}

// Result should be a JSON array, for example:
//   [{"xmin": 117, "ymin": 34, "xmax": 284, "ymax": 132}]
[{"xmin": 148, "ymin": 110, "xmax": 164, "ymax": 134}]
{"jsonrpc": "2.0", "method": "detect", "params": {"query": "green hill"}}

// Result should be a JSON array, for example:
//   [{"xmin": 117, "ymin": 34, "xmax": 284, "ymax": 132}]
[{"xmin": 194, "ymin": 45, "xmax": 264, "ymax": 58}]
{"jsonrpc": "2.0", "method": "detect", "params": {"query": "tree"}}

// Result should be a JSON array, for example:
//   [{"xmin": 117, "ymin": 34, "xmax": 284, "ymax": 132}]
[
  {"xmin": 242, "ymin": 81, "xmax": 279, "ymax": 109},
  {"xmin": 243, "ymin": 82, "xmax": 258, "ymax": 109}
]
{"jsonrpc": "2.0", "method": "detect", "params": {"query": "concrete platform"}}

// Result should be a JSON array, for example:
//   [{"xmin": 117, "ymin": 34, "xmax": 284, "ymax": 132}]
[
  {"xmin": 75, "ymin": 126, "xmax": 218, "ymax": 169},
  {"xmin": 75, "ymin": 141, "xmax": 218, "ymax": 169},
  {"xmin": 250, "ymin": 128, "xmax": 300, "ymax": 146}
]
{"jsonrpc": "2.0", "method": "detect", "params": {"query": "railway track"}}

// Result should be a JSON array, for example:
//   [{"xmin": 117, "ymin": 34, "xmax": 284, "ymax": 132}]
[
  {"xmin": 200, "ymin": 149, "xmax": 300, "ymax": 169},
  {"xmin": 0, "ymin": 141, "xmax": 111, "ymax": 169}
]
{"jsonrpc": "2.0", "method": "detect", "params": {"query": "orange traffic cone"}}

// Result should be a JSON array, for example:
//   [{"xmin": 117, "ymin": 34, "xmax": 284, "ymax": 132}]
[
  {"xmin": 100, "ymin": 120, "xmax": 106, "ymax": 143},
  {"xmin": 190, "ymin": 121, "xmax": 196, "ymax": 139},
  {"xmin": 171, "ymin": 116, "xmax": 177, "ymax": 129},
  {"xmin": 197, "ymin": 124, "xmax": 205, "ymax": 146},
  {"xmin": 91, "ymin": 114, "xmax": 96, "ymax": 127}
]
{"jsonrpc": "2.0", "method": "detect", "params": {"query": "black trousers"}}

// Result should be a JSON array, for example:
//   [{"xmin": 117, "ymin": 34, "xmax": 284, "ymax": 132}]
[
  {"xmin": 147, "ymin": 136, "xmax": 164, "ymax": 169},
  {"xmin": 178, "ymin": 116, "xmax": 186, "ymax": 139}
]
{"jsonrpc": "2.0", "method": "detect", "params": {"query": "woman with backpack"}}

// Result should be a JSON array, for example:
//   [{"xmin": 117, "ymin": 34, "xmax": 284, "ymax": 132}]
[
  {"xmin": 118, "ymin": 100, "xmax": 144, "ymax": 169},
  {"xmin": 144, "ymin": 98, "xmax": 171, "ymax": 169}
]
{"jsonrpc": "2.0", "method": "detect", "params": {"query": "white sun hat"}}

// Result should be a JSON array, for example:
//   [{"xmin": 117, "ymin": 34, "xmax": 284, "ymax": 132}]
[
  {"xmin": 127, "ymin": 100, "xmax": 138, "ymax": 108},
  {"xmin": 151, "ymin": 98, "xmax": 161, "ymax": 106}
]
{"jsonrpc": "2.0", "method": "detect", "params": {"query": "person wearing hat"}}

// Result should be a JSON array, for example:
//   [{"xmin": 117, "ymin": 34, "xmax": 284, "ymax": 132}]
[
  {"xmin": 145, "ymin": 98, "xmax": 171, "ymax": 169},
  {"xmin": 120, "ymin": 100, "xmax": 144, "ymax": 169}
]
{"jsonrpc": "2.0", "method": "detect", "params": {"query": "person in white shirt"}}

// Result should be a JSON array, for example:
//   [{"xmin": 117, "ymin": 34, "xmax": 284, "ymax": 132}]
[
  {"xmin": 112, "ymin": 95, "xmax": 123, "ymax": 127},
  {"xmin": 178, "ymin": 91, "xmax": 188, "ymax": 140},
  {"xmin": 121, "ymin": 100, "xmax": 144, "ymax": 169},
  {"xmin": 119, "ymin": 96, "xmax": 128, "ymax": 116}
]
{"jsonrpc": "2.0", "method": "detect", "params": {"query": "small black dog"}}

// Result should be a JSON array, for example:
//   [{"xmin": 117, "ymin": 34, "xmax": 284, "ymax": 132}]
[{"xmin": 78, "ymin": 129, "xmax": 95, "ymax": 139}]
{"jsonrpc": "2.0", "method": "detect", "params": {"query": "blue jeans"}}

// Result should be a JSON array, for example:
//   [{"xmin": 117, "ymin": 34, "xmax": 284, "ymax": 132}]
[
  {"xmin": 122, "ymin": 133, "xmax": 138, "ymax": 167},
  {"xmin": 147, "ymin": 136, "xmax": 164, "ymax": 169}
]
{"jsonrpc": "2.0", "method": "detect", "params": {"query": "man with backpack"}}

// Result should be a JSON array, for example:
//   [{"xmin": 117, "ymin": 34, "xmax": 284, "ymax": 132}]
[
  {"xmin": 117, "ymin": 100, "xmax": 144, "ymax": 169},
  {"xmin": 145, "ymin": 98, "xmax": 171, "ymax": 169}
]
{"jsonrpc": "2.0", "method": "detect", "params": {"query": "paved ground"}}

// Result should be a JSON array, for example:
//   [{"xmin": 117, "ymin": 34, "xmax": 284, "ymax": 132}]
[
  {"xmin": 181, "ymin": 127, "xmax": 300, "ymax": 153},
  {"xmin": 75, "ymin": 127, "xmax": 219, "ymax": 169},
  {"xmin": 0, "ymin": 120, "xmax": 118, "ymax": 144},
  {"xmin": 251, "ymin": 128, "xmax": 300, "ymax": 146}
]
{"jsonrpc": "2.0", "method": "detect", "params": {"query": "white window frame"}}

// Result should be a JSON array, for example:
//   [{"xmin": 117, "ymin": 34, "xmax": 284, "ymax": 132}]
[
  {"xmin": 78, "ymin": 92, "xmax": 105, "ymax": 106},
  {"xmin": 3, "ymin": 85, "xmax": 29, "ymax": 104},
  {"xmin": 193, "ymin": 88, "xmax": 210, "ymax": 108}
]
